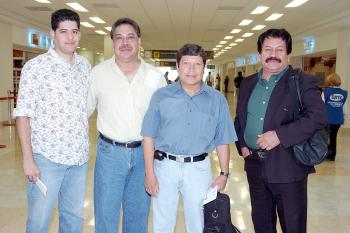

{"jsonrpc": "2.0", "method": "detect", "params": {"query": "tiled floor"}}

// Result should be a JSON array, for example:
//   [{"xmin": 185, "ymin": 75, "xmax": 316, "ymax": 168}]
[{"xmin": 0, "ymin": 92, "xmax": 349, "ymax": 233}]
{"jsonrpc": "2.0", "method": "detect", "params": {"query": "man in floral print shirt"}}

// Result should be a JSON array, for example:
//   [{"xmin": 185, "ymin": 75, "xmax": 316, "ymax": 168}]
[{"xmin": 13, "ymin": 9, "xmax": 90, "ymax": 233}]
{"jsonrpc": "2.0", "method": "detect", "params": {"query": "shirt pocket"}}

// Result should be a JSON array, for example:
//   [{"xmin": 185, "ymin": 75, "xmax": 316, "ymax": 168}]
[{"xmin": 198, "ymin": 112, "xmax": 217, "ymax": 144}]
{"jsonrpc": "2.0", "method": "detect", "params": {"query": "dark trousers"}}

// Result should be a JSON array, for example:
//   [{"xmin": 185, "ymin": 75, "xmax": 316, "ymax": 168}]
[
  {"xmin": 247, "ymin": 174, "xmax": 308, "ymax": 233},
  {"xmin": 328, "ymin": 124, "xmax": 341, "ymax": 159}
]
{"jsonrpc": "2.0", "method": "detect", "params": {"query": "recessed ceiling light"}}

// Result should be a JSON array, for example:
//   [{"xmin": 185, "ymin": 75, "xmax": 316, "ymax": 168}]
[
  {"xmin": 213, "ymin": 48, "xmax": 219, "ymax": 51},
  {"xmin": 235, "ymin": 38, "xmax": 244, "ymax": 42},
  {"xmin": 35, "ymin": 0, "xmax": 51, "ymax": 3},
  {"xmin": 66, "ymin": 3, "xmax": 88, "ymax": 12},
  {"xmin": 242, "ymin": 33, "xmax": 254, "ymax": 37},
  {"xmin": 81, "ymin": 22, "xmax": 94, "ymax": 28},
  {"xmin": 225, "ymin": 47, "xmax": 232, "ymax": 49},
  {"xmin": 219, "ymin": 41, "xmax": 227, "ymax": 44},
  {"xmin": 90, "ymin": 17, "xmax": 106, "ymax": 24},
  {"xmin": 95, "ymin": 30, "xmax": 107, "ymax": 35},
  {"xmin": 216, "ymin": 45, "xmax": 223, "ymax": 48},
  {"xmin": 224, "ymin": 36, "xmax": 234, "ymax": 40},
  {"xmin": 229, "ymin": 43, "xmax": 238, "ymax": 46},
  {"xmin": 230, "ymin": 29, "xmax": 242, "ymax": 34},
  {"xmin": 239, "ymin": 19, "xmax": 253, "ymax": 26},
  {"xmin": 221, "ymin": 49, "xmax": 227, "ymax": 52},
  {"xmin": 104, "ymin": 27, "xmax": 112, "ymax": 31},
  {"xmin": 285, "ymin": 0, "xmax": 309, "ymax": 8},
  {"xmin": 252, "ymin": 25, "xmax": 266, "ymax": 30},
  {"xmin": 265, "ymin": 13, "xmax": 283, "ymax": 21},
  {"xmin": 250, "ymin": 6, "xmax": 269, "ymax": 14}
]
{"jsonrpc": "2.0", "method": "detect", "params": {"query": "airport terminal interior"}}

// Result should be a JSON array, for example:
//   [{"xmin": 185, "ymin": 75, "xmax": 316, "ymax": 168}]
[{"xmin": 0, "ymin": 0, "xmax": 350, "ymax": 232}]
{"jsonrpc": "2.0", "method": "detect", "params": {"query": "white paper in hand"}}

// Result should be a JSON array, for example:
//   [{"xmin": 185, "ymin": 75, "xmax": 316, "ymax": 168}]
[
  {"xmin": 203, "ymin": 186, "xmax": 218, "ymax": 205},
  {"xmin": 36, "ymin": 178, "xmax": 47, "ymax": 196}
]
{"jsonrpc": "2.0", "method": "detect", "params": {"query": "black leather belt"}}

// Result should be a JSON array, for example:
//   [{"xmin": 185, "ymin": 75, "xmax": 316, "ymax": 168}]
[
  {"xmin": 99, "ymin": 134, "xmax": 142, "ymax": 148},
  {"xmin": 250, "ymin": 149, "xmax": 266, "ymax": 159},
  {"xmin": 154, "ymin": 150, "xmax": 208, "ymax": 163}
]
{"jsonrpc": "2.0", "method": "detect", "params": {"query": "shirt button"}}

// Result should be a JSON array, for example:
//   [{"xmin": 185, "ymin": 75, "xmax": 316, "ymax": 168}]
[
  {"xmin": 263, "ymin": 101, "xmax": 266, "ymax": 104},
  {"xmin": 187, "ymin": 123, "xmax": 190, "ymax": 125},
  {"xmin": 189, "ymin": 110, "xmax": 192, "ymax": 112},
  {"xmin": 260, "ymin": 117, "xmax": 264, "ymax": 121},
  {"xmin": 266, "ymin": 87, "xmax": 269, "ymax": 90}
]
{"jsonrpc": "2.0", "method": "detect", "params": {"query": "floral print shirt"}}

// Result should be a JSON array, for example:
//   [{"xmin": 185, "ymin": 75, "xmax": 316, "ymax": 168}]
[{"xmin": 13, "ymin": 47, "xmax": 91, "ymax": 165}]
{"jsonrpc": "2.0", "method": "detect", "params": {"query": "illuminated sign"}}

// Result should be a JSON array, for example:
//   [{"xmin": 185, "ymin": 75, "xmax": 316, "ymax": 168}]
[
  {"xmin": 304, "ymin": 37, "xmax": 315, "ymax": 54},
  {"xmin": 27, "ymin": 28, "xmax": 51, "ymax": 49},
  {"xmin": 235, "ymin": 57, "xmax": 246, "ymax": 67}
]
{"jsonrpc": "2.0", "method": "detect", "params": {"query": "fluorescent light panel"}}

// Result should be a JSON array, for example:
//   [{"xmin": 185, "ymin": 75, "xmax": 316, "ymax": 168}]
[
  {"xmin": 219, "ymin": 41, "xmax": 227, "ymax": 44},
  {"xmin": 213, "ymin": 48, "xmax": 219, "ymax": 51},
  {"xmin": 231, "ymin": 29, "xmax": 242, "ymax": 34},
  {"xmin": 66, "ymin": 2, "xmax": 88, "ymax": 12},
  {"xmin": 239, "ymin": 19, "xmax": 253, "ymax": 26},
  {"xmin": 265, "ymin": 13, "xmax": 283, "ymax": 21},
  {"xmin": 35, "ymin": 0, "xmax": 51, "ymax": 3},
  {"xmin": 242, "ymin": 32, "xmax": 254, "ymax": 37},
  {"xmin": 216, "ymin": 45, "xmax": 223, "ymax": 48},
  {"xmin": 252, "ymin": 25, "xmax": 266, "ymax": 30},
  {"xmin": 95, "ymin": 30, "xmax": 107, "ymax": 35},
  {"xmin": 250, "ymin": 6, "xmax": 269, "ymax": 14},
  {"xmin": 81, "ymin": 22, "xmax": 94, "ymax": 28},
  {"xmin": 105, "ymin": 27, "xmax": 112, "ymax": 31},
  {"xmin": 225, "ymin": 47, "xmax": 232, "ymax": 49},
  {"xmin": 235, "ymin": 38, "xmax": 244, "ymax": 42},
  {"xmin": 229, "ymin": 43, "xmax": 238, "ymax": 46},
  {"xmin": 224, "ymin": 36, "xmax": 234, "ymax": 40},
  {"xmin": 285, "ymin": 0, "xmax": 309, "ymax": 7},
  {"xmin": 90, "ymin": 17, "xmax": 105, "ymax": 24}
]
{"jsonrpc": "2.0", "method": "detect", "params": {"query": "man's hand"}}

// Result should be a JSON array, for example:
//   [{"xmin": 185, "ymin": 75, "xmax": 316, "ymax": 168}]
[
  {"xmin": 212, "ymin": 175, "xmax": 228, "ymax": 191},
  {"xmin": 145, "ymin": 172, "xmax": 159, "ymax": 196},
  {"xmin": 241, "ymin": 146, "xmax": 251, "ymax": 158},
  {"xmin": 256, "ymin": 130, "xmax": 280, "ymax": 151},
  {"xmin": 23, "ymin": 157, "xmax": 40, "ymax": 182}
]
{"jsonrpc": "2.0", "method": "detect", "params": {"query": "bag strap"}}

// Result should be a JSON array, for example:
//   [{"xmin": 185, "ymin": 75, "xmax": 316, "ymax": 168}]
[{"xmin": 288, "ymin": 69, "xmax": 303, "ymax": 120}]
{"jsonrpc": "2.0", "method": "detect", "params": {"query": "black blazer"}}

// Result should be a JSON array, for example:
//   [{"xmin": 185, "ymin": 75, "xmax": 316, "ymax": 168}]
[{"xmin": 234, "ymin": 67, "xmax": 327, "ymax": 183}]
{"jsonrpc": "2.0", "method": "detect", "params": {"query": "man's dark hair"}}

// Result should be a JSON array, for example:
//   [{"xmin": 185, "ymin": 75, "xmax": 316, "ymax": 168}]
[
  {"xmin": 257, "ymin": 28, "xmax": 292, "ymax": 55},
  {"xmin": 176, "ymin": 44, "xmax": 206, "ymax": 66},
  {"xmin": 110, "ymin": 18, "xmax": 141, "ymax": 39},
  {"xmin": 238, "ymin": 71, "xmax": 242, "ymax": 76},
  {"xmin": 51, "ymin": 9, "xmax": 80, "ymax": 31}
]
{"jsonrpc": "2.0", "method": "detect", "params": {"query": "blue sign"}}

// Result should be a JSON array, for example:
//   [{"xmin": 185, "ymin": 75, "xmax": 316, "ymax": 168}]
[{"xmin": 27, "ymin": 28, "xmax": 52, "ymax": 49}]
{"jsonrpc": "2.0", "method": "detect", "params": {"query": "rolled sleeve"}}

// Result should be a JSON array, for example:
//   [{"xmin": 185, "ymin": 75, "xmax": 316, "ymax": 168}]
[
  {"xmin": 141, "ymin": 91, "xmax": 161, "ymax": 137},
  {"xmin": 13, "ymin": 62, "xmax": 39, "ymax": 118},
  {"xmin": 214, "ymin": 95, "xmax": 237, "ymax": 145}
]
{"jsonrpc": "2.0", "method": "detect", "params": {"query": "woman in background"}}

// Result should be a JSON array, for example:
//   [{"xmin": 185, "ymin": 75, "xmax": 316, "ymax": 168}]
[{"xmin": 323, "ymin": 73, "xmax": 348, "ymax": 161}]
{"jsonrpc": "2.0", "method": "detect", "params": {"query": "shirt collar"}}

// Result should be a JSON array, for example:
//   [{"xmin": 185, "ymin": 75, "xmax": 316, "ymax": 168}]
[
  {"xmin": 48, "ymin": 46, "xmax": 80, "ymax": 65},
  {"xmin": 173, "ymin": 80, "xmax": 211, "ymax": 96},
  {"xmin": 258, "ymin": 66, "xmax": 289, "ymax": 83}
]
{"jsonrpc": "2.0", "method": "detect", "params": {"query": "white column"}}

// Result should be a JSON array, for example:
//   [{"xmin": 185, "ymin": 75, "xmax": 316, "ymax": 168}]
[
  {"xmin": 103, "ymin": 36, "xmax": 113, "ymax": 60},
  {"xmin": 335, "ymin": 28, "xmax": 350, "ymax": 128}
]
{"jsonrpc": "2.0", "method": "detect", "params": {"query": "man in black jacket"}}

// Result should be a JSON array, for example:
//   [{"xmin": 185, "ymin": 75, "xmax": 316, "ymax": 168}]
[{"xmin": 234, "ymin": 28, "xmax": 327, "ymax": 233}]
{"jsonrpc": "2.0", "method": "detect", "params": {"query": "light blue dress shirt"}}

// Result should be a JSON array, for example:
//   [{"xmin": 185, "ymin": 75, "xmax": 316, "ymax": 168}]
[{"xmin": 141, "ymin": 81, "xmax": 237, "ymax": 156}]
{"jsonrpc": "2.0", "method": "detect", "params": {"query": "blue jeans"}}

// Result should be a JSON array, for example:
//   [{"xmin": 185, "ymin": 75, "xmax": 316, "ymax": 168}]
[
  {"xmin": 94, "ymin": 137, "xmax": 150, "ymax": 233},
  {"xmin": 153, "ymin": 156, "xmax": 212, "ymax": 233},
  {"xmin": 26, "ymin": 153, "xmax": 88, "ymax": 233}
]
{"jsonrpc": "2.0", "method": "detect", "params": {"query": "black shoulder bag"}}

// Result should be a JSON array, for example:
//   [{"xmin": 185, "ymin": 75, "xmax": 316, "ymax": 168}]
[
  {"xmin": 288, "ymin": 70, "xmax": 328, "ymax": 166},
  {"xmin": 203, "ymin": 192, "xmax": 241, "ymax": 233}
]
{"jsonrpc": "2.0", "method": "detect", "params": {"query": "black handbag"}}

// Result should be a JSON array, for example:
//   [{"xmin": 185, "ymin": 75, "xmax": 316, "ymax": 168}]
[
  {"xmin": 288, "ymin": 70, "xmax": 328, "ymax": 166},
  {"xmin": 203, "ymin": 192, "xmax": 241, "ymax": 233}
]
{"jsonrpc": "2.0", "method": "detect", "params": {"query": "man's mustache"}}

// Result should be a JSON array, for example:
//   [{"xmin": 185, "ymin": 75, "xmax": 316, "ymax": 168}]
[
  {"xmin": 119, "ymin": 45, "xmax": 131, "ymax": 49},
  {"xmin": 265, "ymin": 57, "xmax": 281, "ymax": 63}
]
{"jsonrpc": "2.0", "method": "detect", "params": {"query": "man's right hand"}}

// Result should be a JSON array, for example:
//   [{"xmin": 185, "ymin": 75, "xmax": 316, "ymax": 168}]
[
  {"xmin": 145, "ymin": 172, "xmax": 159, "ymax": 196},
  {"xmin": 23, "ymin": 157, "xmax": 40, "ymax": 182},
  {"xmin": 241, "ymin": 147, "xmax": 251, "ymax": 158}
]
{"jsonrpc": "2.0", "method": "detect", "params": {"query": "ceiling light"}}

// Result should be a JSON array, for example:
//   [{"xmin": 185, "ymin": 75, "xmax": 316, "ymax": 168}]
[
  {"xmin": 239, "ymin": 19, "xmax": 253, "ymax": 26},
  {"xmin": 230, "ymin": 29, "xmax": 241, "ymax": 34},
  {"xmin": 225, "ymin": 47, "xmax": 232, "ymax": 49},
  {"xmin": 242, "ymin": 33, "xmax": 254, "ymax": 37},
  {"xmin": 235, "ymin": 38, "xmax": 244, "ymax": 42},
  {"xmin": 265, "ymin": 13, "xmax": 283, "ymax": 21},
  {"xmin": 221, "ymin": 50, "xmax": 227, "ymax": 52},
  {"xmin": 224, "ymin": 36, "xmax": 234, "ymax": 40},
  {"xmin": 95, "ymin": 30, "xmax": 107, "ymax": 35},
  {"xmin": 250, "ymin": 6, "xmax": 269, "ymax": 14},
  {"xmin": 81, "ymin": 22, "xmax": 94, "ymax": 28},
  {"xmin": 229, "ymin": 43, "xmax": 238, "ymax": 46},
  {"xmin": 219, "ymin": 41, "xmax": 227, "ymax": 44},
  {"xmin": 35, "ymin": 0, "xmax": 51, "ymax": 3},
  {"xmin": 213, "ymin": 48, "xmax": 219, "ymax": 51},
  {"xmin": 252, "ymin": 25, "xmax": 266, "ymax": 30},
  {"xmin": 216, "ymin": 45, "xmax": 223, "ymax": 48},
  {"xmin": 105, "ymin": 27, "xmax": 112, "ymax": 31},
  {"xmin": 285, "ymin": 0, "xmax": 309, "ymax": 7},
  {"xmin": 90, "ymin": 17, "xmax": 106, "ymax": 24},
  {"xmin": 66, "ymin": 3, "xmax": 88, "ymax": 12}
]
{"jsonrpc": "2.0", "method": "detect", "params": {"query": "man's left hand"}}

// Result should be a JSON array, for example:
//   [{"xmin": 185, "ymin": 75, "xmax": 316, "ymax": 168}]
[
  {"xmin": 212, "ymin": 175, "xmax": 228, "ymax": 191},
  {"xmin": 256, "ymin": 130, "xmax": 280, "ymax": 151}
]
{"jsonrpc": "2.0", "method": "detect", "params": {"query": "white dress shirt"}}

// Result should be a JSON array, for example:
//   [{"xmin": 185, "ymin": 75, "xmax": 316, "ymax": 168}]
[{"xmin": 88, "ymin": 57, "xmax": 166, "ymax": 142}]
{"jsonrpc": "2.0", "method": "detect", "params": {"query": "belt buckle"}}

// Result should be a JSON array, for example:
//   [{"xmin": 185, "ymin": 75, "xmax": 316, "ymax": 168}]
[
  {"xmin": 256, "ymin": 151, "xmax": 265, "ymax": 158},
  {"xmin": 175, "ymin": 157, "xmax": 185, "ymax": 163}
]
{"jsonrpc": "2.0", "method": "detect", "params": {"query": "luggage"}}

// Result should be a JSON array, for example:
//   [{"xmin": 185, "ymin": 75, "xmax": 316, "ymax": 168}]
[{"xmin": 203, "ymin": 192, "xmax": 241, "ymax": 233}]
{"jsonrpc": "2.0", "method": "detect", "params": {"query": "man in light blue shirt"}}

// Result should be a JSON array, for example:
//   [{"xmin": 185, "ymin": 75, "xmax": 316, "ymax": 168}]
[{"xmin": 141, "ymin": 44, "xmax": 237, "ymax": 233}]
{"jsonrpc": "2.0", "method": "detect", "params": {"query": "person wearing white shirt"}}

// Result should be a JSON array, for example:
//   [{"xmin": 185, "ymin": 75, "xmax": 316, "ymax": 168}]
[{"xmin": 87, "ymin": 18, "xmax": 166, "ymax": 233}]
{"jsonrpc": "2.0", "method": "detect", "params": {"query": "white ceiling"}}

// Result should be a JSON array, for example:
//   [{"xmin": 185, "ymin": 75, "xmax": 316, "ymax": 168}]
[{"xmin": 1, "ymin": 0, "xmax": 350, "ymax": 63}]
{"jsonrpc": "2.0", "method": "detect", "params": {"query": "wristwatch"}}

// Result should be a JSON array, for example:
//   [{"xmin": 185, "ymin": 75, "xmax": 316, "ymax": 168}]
[{"xmin": 220, "ymin": 171, "xmax": 230, "ymax": 177}]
